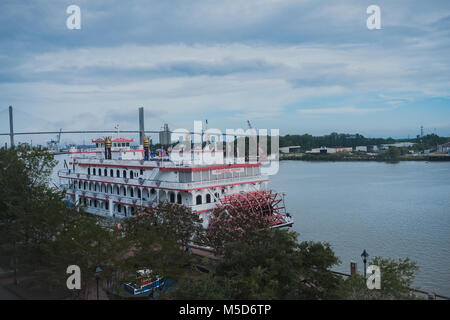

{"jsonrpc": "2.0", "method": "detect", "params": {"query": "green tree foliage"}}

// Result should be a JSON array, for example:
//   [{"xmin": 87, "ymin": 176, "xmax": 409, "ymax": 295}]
[
  {"xmin": 172, "ymin": 229, "xmax": 343, "ymax": 300},
  {"xmin": 164, "ymin": 274, "xmax": 232, "ymax": 300},
  {"xmin": 341, "ymin": 257, "xmax": 419, "ymax": 300},
  {"xmin": 0, "ymin": 145, "xmax": 58, "ymax": 284},
  {"xmin": 413, "ymin": 134, "xmax": 450, "ymax": 151},
  {"xmin": 0, "ymin": 146, "xmax": 120, "ymax": 296},
  {"xmin": 118, "ymin": 202, "xmax": 203, "ymax": 281},
  {"xmin": 380, "ymin": 146, "xmax": 402, "ymax": 162},
  {"xmin": 280, "ymin": 133, "xmax": 396, "ymax": 150}
]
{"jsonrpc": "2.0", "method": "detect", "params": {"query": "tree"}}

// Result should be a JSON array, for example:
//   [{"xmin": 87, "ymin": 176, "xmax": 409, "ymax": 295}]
[
  {"xmin": 164, "ymin": 274, "xmax": 232, "ymax": 300},
  {"xmin": 205, "ymin": 207, "xmax": 272, "ymax": 254},
  {"xmin": 172, "ymin": 229, "xmax": 343, "ymax": 300},
  {"xmin": 0, "ymin": 145, "xmax": 57, "ymax": 284},
  {"xmin": 294, "ymin": 241, "xmax": 343, "ymax": 299},
  {"xmin": 118, "ymin": 202, "xmax": 203, "ymax": 282},
  {"xmin": 0, "ymin": 145, "xmax": 118, "ymax": 297},
  {"xmin": 341, "ymin": 257, "xmax": 419, "ymax": 300}
]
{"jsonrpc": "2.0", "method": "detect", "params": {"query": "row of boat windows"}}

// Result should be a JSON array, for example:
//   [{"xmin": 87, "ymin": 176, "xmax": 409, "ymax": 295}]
[
  {"xmin": 196, "ymin": 193, "xmax": 217, "ymax": 205},
  {"xmin": 80, "ymin": 193, "xmax": 216, "ymax": 207},
  {"xmin": 76, "ymin": 181, "xmax": 187, "ymax": 204},
  {"xmin": 75, "ymin": 180, "xmax": 218, "ymax": 205},
  {"xmin": 87, "ymin": 167, "xmax": 144, "ymax": 179},
  {"xmin": 80, "ymin": 197, "xmax": 135, "ymax": 216},
  {"xmin": 76, "ymin": 181, "xmax": 154, "ymax": 198}
]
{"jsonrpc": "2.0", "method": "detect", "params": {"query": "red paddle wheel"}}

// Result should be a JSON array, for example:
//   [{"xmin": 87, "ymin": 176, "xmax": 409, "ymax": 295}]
[{"xmin": 217, "ymin": 190, "xmax": 291, "ymax": 227}]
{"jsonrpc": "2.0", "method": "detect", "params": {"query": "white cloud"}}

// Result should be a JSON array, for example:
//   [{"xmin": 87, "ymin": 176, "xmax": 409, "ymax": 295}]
[{"xmin": 297, "ymin": 106, "xmax": 388, "ymax": 115}]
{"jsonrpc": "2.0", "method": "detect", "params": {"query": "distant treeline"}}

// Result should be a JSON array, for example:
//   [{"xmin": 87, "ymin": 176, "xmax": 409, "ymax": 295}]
[
  {"xmin": 157, "ymin": 133, "xmax": 449, "ymax": 156},
  {"xmin": 280, "ymin": 133, "xmax": 450, "ymax": 151},
  {"xmin": 280, "ymin": 133, "xmax": 394, "ymax": 151}
]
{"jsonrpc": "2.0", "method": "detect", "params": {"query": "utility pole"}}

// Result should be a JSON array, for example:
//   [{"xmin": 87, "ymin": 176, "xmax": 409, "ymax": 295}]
[
  {"xmin": 139, "ymin": 107, "xmax": 145, "ymax": 146},
  {"xmin": 9, "ymin": 106, "xmax": 14, "ymax": 148}
]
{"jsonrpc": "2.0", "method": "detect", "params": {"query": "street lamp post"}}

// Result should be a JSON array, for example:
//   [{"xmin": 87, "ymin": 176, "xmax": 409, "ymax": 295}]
[
  {"xmin": 95, "ymin": 266, "xmax": 102, "ymax": 300},
  {"xmin": 361, "ymin": 250, "xmax": 369, "ymax": 278}
]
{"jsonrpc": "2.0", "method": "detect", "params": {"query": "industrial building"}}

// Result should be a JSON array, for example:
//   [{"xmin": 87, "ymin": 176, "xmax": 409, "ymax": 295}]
[
  {"xmin": 355, "ymin": 145, "xmax": 379, "ymax": 152},
  {"xmin": 380, "ymin": 142, "xmax": 415, "ymax": 150},
  {"xmin": 306, "ymin": 146, "xmax": 352, "ymax": 154},
  {"xmin": 279, "ymin": 146, "xmax": 301, "ymax": 154},
  {"xmin": 436, "ymin": 142, "xmax": 450, "ymax": 154}
]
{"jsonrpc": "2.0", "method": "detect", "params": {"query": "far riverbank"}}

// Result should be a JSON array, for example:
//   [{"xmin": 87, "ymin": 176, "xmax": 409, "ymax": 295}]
[{"xmin": 279, "ymin": 153, "xmax": 449, "ymax": 162}]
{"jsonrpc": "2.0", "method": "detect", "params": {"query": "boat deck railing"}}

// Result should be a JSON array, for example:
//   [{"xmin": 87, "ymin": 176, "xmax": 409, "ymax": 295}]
[
  {"xmin": 71, "ymin": 157, "xmax": 260, "ymax": 169},
  {"xmin": 58, "ymin": 169, "xmax": 267, "ymax": 191}
]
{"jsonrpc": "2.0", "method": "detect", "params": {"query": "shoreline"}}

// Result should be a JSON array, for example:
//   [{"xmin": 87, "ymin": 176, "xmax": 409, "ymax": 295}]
[{"xmin": 279, "ymin": 154, "xmax": 449, "ymax": 162}]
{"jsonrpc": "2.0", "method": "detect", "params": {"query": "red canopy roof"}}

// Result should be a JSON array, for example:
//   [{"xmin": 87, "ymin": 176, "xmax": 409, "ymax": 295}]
[{"xmin": 92, "ymin": 138, "xmax": 134, "ymax": 143}]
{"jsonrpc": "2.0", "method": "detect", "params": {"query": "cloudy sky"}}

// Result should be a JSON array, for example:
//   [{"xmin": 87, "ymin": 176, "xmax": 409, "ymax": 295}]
[{"xmin": 1, "ymin": 0, "xmax": 449, "ymax": 145}]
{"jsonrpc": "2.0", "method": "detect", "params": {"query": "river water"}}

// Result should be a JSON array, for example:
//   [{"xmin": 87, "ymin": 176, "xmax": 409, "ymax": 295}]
[
  {"xmin": 53, "ymin": 155, "xmax": 450, "ymax": 296},
  {"xmin": 269, "ymin": 160, "xmax": 450, "ymax": 296}
]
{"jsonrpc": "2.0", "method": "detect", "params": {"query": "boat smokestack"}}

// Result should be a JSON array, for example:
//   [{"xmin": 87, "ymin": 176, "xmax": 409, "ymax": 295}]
[
  {"xmin": 143, "ymin": 136, "xmax": 150, "ymax": 160},
  {"xmin": 105, "ymin": 137, "xmax": 112, "ymax": 160}
]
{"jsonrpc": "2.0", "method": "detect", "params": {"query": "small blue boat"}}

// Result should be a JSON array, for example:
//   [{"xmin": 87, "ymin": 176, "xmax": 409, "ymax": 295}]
[{"xmin": 122, "ymin": 269, "xmax": 166, "ymax": 296}]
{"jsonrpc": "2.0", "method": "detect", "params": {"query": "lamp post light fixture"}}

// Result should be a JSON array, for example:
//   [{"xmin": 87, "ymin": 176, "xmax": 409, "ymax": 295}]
[
  {"xmin": 95, "ymin": 266, "xmax": 102, "ymax": 300},
  {"xmin": 361, "ymin": 250, "xmax": 369, "ymax": 278}
]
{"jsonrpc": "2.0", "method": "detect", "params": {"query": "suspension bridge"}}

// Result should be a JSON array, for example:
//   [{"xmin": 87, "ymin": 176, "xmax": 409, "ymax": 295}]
[{"xmin": 0, "ymin": 106, "xmax": 259, "ymax": 150}]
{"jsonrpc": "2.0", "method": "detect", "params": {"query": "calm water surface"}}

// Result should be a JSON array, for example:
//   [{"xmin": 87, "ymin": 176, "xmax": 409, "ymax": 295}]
[{"xmin": 269, "ymin": 161, "xmax": 450, "ymax": 296}]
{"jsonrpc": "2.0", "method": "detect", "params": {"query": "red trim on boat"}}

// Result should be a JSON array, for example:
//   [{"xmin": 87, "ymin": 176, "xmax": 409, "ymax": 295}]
[{"xmin": 72, "ymin": 162, "xmax": 261, "ymax": 172}]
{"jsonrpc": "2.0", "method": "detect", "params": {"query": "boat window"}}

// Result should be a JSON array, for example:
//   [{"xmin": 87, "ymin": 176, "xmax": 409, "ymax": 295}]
[
  {"xmin": 206, "ymin": 194, "xmax": 211, "ymax": 203},
  {"xmin": 88, "ymin": 168, "xmax": 90, "ymax": 175},
  {"xmin": 118, "ymin": 204, "xmax": 121, "ymax": 213},
  {"xmin": 123, "ymin": 170, "xmax": 127, "ymax": 178},
  {"xmin": 123, "ymin": 188, "xmax": 126, "ymax": 196},
  {"xmin": 170, "ymin": 193, "xmax": 175, "ymax": 203},
  {"xmin": 140, "ymin": 169, "xmax": 144, "ymax": 175},
  {"xmin": 130, "ymin": 188, "xmax": 134, "ymax": 197},
  {"xmin": 93, "ymin": 168, "xmax": 96, "ymax": 175},
  {"xmin": 130, "ymin": 170, "xmax": 133, "ymax": 178},
  {"xmin": 105, "ymin": 201, "xmax": 109, "ymax": 210},
  {"xmin": 98, "ymin": 169, "xmax": 101, "ymax": 176},
  {"xmin": 116, "ymin": 169, "xmax": 120, "ymax": 177},
  {"xmin": 177, "ymin": 193, "xmax": 182, "ymax": 204},
  {"xmin": 196, "ymin": 195, "xmax": 202, "ymax": 205},
  {"xmin": 104, "ymin": 169, "xmax": 107, "ymax": 176}
]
